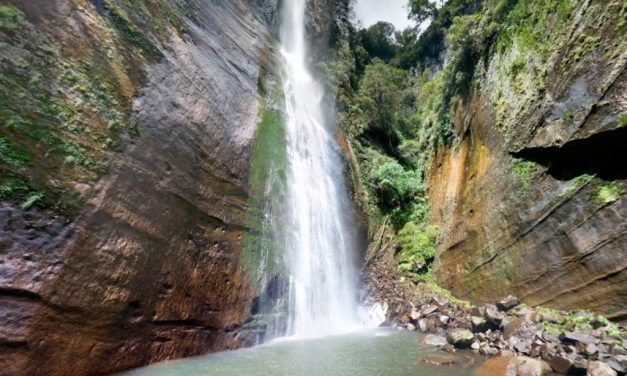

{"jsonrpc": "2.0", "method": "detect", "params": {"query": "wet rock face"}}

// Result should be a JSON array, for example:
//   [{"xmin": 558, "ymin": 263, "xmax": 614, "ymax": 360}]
[
  {"xmin": 0, "ymin": 0, "xmax": 282, "ymax": 375},
  {"xmin": 429, "ymin": 0, "xmax": 627, "ymax": 320}
]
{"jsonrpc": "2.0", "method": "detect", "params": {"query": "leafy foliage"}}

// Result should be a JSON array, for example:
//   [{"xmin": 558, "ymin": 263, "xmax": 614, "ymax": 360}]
[
  {"xmin": 356, "ymin": 62, "xmax": 410, "ymax": 146},
  {"xmin": 408, "ymin": 0, "xmax": 439, "ymax": 23},
  {"xmin": 396, "ymin": 222, "xmax": 439, "ymax": 274},
  {"xmin": 357, "ymin": 22, "xmax": 397, "ymax": 62},
  {"xmin": 372, "ymin": 161, "xmax": 421, "ymax": 207}
]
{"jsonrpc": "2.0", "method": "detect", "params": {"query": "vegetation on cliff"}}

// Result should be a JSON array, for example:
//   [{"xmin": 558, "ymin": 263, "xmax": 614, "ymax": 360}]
[
  {"xmin": 331, "ymin": 0, "xmax": 627, "ymax": 288},
  {"xmin": 0, "ymin": 0, "xmax": 193, "ymax": 216}
]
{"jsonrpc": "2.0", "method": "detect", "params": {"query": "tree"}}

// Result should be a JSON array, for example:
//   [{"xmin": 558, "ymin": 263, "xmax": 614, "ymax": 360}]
[
  {"xmin": 408, "ymin": 0, "xmax": 439, "ymax": 24},
  {"xmin": 358, "ymin": 22, "xmax": 397, "ymax": 62},
  {"xmin": 393, "ymin": 27, "xmax": 419, "ymax": 69},
  {"xmin": 357, "ymin": 61, "xmax": 409, "ymax": 146}
]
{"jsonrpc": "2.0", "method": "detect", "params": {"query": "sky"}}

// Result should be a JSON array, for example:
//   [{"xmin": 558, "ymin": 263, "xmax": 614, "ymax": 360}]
[{"xmin": 354, "ymin": 0, "xmax": 416, "ymax": 31}]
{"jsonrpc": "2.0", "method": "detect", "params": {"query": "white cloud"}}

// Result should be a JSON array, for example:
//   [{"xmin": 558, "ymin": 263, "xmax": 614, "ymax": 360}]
[{"xmin": 354, "ymin": 0, "xmax": 416, "ymax": 31}]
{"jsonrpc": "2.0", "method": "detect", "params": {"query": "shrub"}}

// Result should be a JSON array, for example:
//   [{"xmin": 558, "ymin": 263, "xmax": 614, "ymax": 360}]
[
  {"xmin": 372, "ymin": 161, "xmax": 422, "ymax": 208},
  {"xmin": 396, "ymin": 222, "xmax": 439, "ymax": 274}
]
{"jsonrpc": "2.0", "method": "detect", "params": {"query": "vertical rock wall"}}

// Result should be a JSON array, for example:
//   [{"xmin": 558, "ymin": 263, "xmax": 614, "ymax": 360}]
[
  {"xmin": 430, "ymin": 0, "xmax": 626, "ymax": 321},
  {"xmin": 0, "ymin": 0, "xmax": 284, "ymax": 374}
]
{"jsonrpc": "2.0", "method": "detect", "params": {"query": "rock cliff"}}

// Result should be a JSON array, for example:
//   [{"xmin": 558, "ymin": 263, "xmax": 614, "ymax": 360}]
[
  {"xmin": 331, "ymin": 0, "xmax": 625, "ymax": 323},
  {"xmin": 0, "ymin": 0, "xmax": 283, "ymax": 374},
  {"xmin": 429, "ymin": 0, "xmax": 626, "ymax": 321}
]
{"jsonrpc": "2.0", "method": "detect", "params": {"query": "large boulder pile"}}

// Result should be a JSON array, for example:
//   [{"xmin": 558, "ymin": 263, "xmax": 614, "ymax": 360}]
[{"xmin": 393, "ymin": 295, "xmax": 626, "ymax": 375}]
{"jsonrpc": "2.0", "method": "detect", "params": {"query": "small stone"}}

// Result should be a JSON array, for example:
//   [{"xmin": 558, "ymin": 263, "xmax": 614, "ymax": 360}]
[
  {"xmin": 422, "ymin": 305, "xmax": 438, "ymax": 316},
  {"xmin": 471, "ymin": 341, "xmax": 480, "ymax": 350},
  {"xmin": 418, "ymin": 318, "xmax": 428, "ymax": 332},
  {"xmin": 439, "ymin": 315, "xmax": 450, "ymax": 325},
  {"xmin": 409, "ymin": 309, "xmax": 421, "ymax": 322},
  {"xmin": 471, "ymin": 306, "xmax": 486, "ymax": 317},
  {"xmin": 564, "ymin": 345, "xmax": 578, "ymax": 354},
  {"xmin": 480, "ymin": 345, "xmax": 499, "ymax": 356},
  {"xmin": 586, "ymin": 342, "xmax": 599, "ymax": 356},
  {"xmin": 407, "ymin": 323, "xmax": 416, "ymax": 331},
  {"xmin": 588, "ymin": 361, "xmax": 618, "ymax": 376},
  {"xmin": 514, "ymin": 340, "xmax": 530, "ymax": 354},
  {"xmin": 542, "ymin": 331, "xmax": 559, "ymax": 343},
  {"xmin": 432, "ymin": 295, "xmax": 450, "ymax": 307},
  {"xmin": 446, "ymin": 328, "xmax": 475, "ymax": 349},
  {"xmin": 497, "ymin": 295, "xmax": 521, "ymax": 312},
  {"xmin": 540, "ymin": 313, "xmax": 560, "ymax": 324}
]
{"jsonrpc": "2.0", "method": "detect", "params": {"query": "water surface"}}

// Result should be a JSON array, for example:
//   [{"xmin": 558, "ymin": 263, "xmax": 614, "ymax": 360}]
[{"xmin": 120, "ymin": 329, "xmax": 479, "ymax": 376}]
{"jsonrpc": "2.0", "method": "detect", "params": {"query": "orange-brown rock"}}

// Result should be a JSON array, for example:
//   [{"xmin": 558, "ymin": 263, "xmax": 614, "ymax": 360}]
[{"xmin": 474, "ymin": 356, "xmax": 552, "ymax": 376}]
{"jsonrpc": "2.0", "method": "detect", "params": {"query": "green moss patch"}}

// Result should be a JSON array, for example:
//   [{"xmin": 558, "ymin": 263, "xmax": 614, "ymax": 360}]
[
  {"xmin": 242, "ymin": 77, "xmax": 288, "ymax": 289},
  {"xmin": 0, "ymin": 5, "xmax": 25, "ymax": 30},
  {"xmin": 594, "ymin": 181, "xmax": 625, "ymax": 205}
]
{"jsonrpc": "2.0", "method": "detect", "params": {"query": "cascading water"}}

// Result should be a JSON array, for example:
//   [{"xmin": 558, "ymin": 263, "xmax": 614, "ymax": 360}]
[{"xmin": 279, "ymin": 0, "xmax": 361, "ymax": 338}]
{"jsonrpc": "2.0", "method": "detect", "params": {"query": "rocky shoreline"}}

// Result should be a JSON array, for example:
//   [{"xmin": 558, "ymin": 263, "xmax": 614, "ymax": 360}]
[{"xmin": 391, "ymin": 295, "xmax": 626, "ymax": 375}]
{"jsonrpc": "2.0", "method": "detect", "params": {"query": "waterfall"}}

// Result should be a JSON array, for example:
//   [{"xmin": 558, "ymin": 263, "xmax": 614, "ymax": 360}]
[{"xmin": 279, "ymin": 0, "xmax": 361, "ymax": 338}]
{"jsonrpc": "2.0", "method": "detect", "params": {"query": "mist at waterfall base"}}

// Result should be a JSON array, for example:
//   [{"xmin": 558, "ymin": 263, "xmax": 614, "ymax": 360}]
[{"xmin": 280, "ymin": 0, "xmax": 372, "ymax": 337}]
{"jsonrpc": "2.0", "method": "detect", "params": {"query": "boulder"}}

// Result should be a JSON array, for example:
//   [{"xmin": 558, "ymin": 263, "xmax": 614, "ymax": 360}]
[
  {"xmin": 603, "ymin": 355, "xmax": 627, "ymax": 374},
  {"xmin": 471, "ymin": 316, "xmax": 489, "ymax": 333},
  {"xmin": 588, "ymin": 361, "xmax": 618, "ymax": 376},
  {"xmin": 407, "ymin": 323, "xmax": 416, "ymax": 331},
  {"xmin": 560, "ymin": 332, "xmax": 596, "ymax": 346},
  {"xmin": 474, "ymin": 356, "xmax": 552, "ymax": 376},
  {"xmin": 485, "ymin": 304, "xmax": 505, "ymax": 328},
  {"xmin": 422, "ymin": 305, "xmax": 439, "ymax": 316},
  {"xmin": 543, "ymin": 354, "xmax": 574, "ymax": 374},
  {"xmin": 504, "ymin": 318, "xmax": 527, "ymax": 339},
  {"xmin": 447, "ymin": 328, "xmax": 475, "ymax": 349},
  {"xmin": 417, "ymin": 318, "xmax": 439, "ymax": 333},
  {"xmin": 497, "ymin": 296, "xmax": 521, "ymax": 312},
  {"xmin": 409, "ymin": 309, "xmax": 421, "ymax": 322}
]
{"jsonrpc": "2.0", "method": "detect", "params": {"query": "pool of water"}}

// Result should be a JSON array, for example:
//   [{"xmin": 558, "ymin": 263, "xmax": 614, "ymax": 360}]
[{"xmin": 119, "ymin": 329, "xmax": 481, "ymax": 376}]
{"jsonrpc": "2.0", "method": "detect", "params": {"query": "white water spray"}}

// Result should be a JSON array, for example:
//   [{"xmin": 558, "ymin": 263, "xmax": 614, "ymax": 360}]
[{"xmin": 279, "ymin": 0, "xmax": 361, "ymax": 338}]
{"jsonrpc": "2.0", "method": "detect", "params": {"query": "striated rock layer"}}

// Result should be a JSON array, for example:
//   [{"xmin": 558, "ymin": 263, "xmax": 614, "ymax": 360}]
[
  {"xmin": 430, "ymin": 0, "xmax": 626, "ymax": 321},
  {"xmin": 0, "ymin": 0, "xmax": 282, "ymax": 374}
]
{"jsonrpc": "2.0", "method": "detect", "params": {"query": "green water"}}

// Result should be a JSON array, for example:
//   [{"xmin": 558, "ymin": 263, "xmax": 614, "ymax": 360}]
[{"xmin": 119, "ymin": 329, "xmax": 480, "ymax": 376}]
